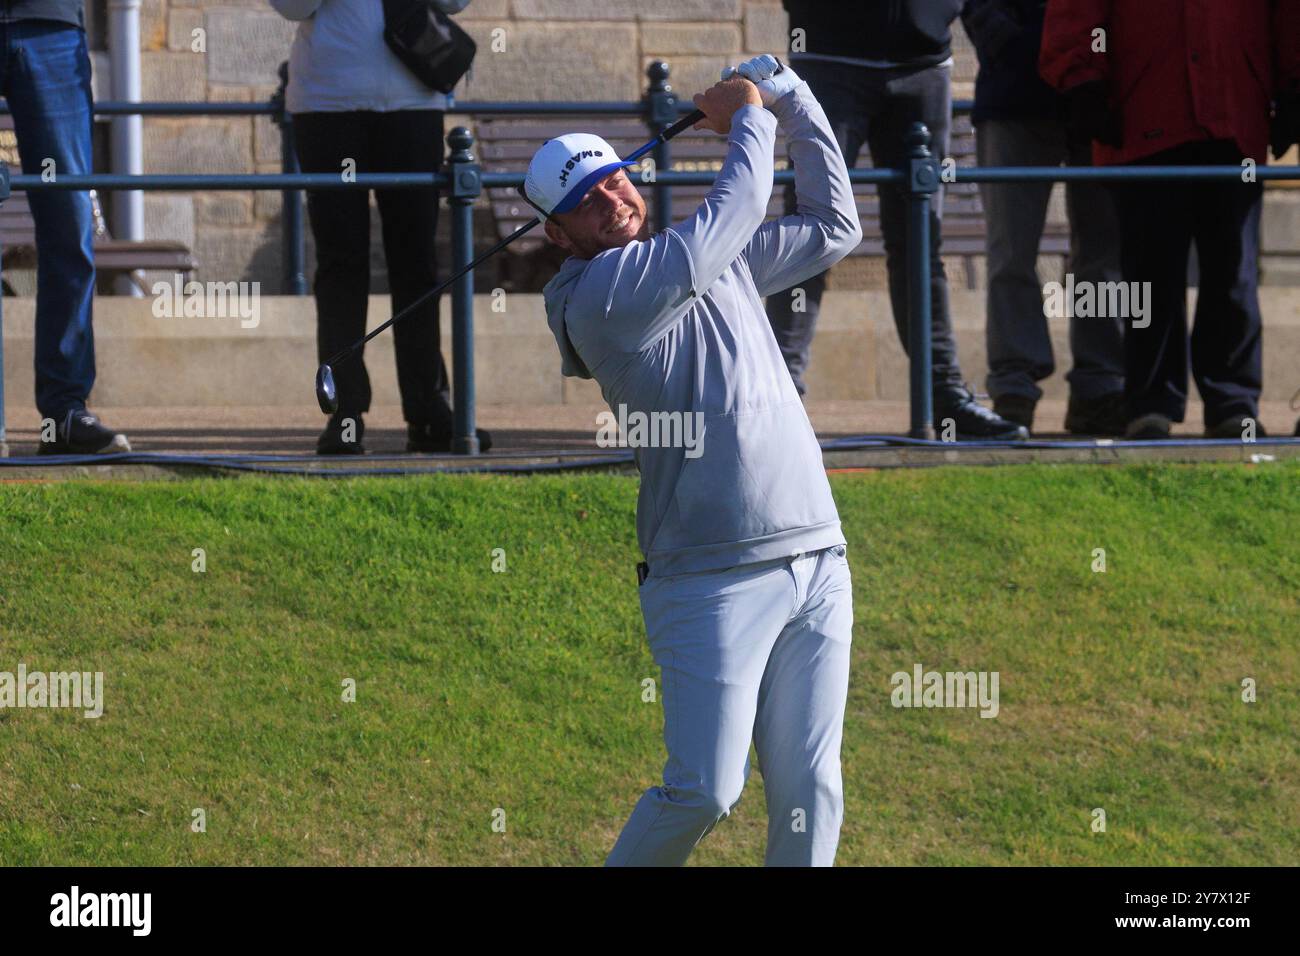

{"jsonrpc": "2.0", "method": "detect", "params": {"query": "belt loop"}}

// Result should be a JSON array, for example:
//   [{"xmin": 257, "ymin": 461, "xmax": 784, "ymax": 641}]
[{"xmin": 636, "ymin": 561, "xmax": 650, "ymax": 586}]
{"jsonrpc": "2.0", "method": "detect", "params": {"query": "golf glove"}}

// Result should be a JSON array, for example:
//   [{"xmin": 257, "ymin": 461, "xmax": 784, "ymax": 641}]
[{"xmin": 721, "ymin": 54, "xmax": 801, "ymax": 108}]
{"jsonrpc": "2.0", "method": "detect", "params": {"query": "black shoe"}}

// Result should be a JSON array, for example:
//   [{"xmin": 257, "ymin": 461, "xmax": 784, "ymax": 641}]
[
  {"xmin": 1205, "ymin": 415, "xmax": 1267, "ymax": 440},
  {"xmin": 36, "ymin": 409, "xmax": 131, "ymax": 455},
  {"xmin": 317, "ymin": 413, "xmax": 365, "ymax": 455},
  {"xmin": 1124, "ymin": 412, "xmax": 1172, "ymax": 440},
  {"xmin": 992, "ymin": 394, "xmax": 1036, "ymax": 432},
  {"xmin": 406, "ymin": 423, "xmax": 493, "ymax": 454},
  {"xmin": 935, "ymin": 385, "xmax": 1029, "ymax": 441},
  {"xmin": 1065, "ymin": 391, "xmax": 1127, "ymax": 437}
]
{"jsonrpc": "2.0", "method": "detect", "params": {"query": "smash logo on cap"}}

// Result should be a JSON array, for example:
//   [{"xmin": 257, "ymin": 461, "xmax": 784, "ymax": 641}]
[{"xmin": 559, "ymin": 149, "xmax": 605, "ymax": 188}]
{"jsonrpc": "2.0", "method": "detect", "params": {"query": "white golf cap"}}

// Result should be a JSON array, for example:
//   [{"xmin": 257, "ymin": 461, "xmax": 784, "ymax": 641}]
[{"xmin": 524, "ymin": 132, "xmax": 635, "ymax": 217}]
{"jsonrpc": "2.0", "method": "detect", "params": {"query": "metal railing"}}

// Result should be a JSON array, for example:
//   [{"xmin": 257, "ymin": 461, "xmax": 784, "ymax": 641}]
[{"xmin": 0, "ymin": 61, "xmax": 1296, "ymax": 455}]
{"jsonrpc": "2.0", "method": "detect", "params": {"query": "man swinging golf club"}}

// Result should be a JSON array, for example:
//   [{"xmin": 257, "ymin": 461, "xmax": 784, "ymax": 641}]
[{"xmin": 531, "ymin": 55, "xmax": 860, "ymax": 867}]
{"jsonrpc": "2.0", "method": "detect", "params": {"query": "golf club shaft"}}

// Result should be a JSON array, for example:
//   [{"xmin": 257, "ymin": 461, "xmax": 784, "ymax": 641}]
[
  {"xmin": 322, "ymin": 108, "xmax": 706, "ymax": 369},
  {"xmin": 626, "ymin": 107, "xmax": 707, "ymax": 163},
  {"xmin": 323, "ymin": 217, "xmax": 540, "ymax": 369}
]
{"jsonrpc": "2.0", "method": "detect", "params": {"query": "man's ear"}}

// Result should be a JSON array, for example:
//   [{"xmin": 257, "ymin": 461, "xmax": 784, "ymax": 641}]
[{"xmin": 543, "ymin": 217, "xmax": 574, "ymax": 253}]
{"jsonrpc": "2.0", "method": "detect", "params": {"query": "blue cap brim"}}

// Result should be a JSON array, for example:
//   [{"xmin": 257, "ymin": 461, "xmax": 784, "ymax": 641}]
[{"xmin": 551, "ymin": 160, "xmax": 636, "ymax": 215}]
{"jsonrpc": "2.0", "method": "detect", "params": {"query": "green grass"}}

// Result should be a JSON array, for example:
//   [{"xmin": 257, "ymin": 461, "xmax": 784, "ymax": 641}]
[{"xmin": 0, "ymin": 462, "xmax": 1296, "ymax": 866}]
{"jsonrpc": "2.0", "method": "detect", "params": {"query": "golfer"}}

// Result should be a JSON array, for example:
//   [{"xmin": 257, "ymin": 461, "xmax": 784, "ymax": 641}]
[{"xmin": 529, "ymin": 55, "xmax": 860, "ymax": 866}]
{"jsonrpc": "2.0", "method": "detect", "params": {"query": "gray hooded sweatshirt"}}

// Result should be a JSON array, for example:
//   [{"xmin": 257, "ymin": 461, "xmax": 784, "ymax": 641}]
[{"xmin": 542, "ymin": 83, "xmax": 863, "ymax": 577}]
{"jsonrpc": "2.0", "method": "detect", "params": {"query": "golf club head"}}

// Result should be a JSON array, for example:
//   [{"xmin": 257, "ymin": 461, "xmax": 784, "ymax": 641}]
[{"xmin": 315, "ymin": 364, "xmax": 338, "ymax": 415}]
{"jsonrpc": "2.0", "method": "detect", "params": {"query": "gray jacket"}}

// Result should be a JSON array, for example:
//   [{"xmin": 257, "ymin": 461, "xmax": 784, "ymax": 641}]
[
  {"xmin": 542, "ymin": 84, "xmax": 862, "ymax": 576},
  {"xmin": 270, "ymin": 0, "xmax": 471, "ymax": 114}
]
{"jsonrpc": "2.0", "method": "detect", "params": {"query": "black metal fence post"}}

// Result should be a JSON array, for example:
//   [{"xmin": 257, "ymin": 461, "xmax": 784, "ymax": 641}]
[
  {"xmin": 273, "ymin": 62, "xmax": 306, "ymax": 296},
  {"xmin": 447, "ymin": 126, "xmax": 481, "ymax": 455},
  {"xmin": 904, "ymin": 122, "xmax": 938, "ymax": 440},
  {"xmin": 644, "ymin": 61, "xmax": 678, "ymax": 235}
]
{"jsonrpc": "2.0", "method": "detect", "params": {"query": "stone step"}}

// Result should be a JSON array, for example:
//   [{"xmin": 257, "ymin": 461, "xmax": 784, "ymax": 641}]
[{"xmin": 3, "ymin": 290, "xmax": 1298, "ymax": 411}]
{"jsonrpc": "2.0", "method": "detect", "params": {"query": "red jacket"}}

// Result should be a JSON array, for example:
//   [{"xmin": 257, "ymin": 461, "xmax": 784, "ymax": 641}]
[{"xmin": 1039, "ymin": 0, "xmax": 1300, "ymax": 164}]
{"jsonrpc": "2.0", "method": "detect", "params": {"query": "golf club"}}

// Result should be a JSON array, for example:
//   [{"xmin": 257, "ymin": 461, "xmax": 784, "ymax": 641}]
[{"xmin": 315, "ymin": 107, "xmax": 708, "ymax": 414}]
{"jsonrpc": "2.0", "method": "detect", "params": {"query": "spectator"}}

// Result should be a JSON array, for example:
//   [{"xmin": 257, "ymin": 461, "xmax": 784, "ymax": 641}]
[
  {"xmin": 271, "ymin": 0, "xmax": 489, "ymax": 454},
  {"xmin": 1042, "ymin": 0, "xmax": 1300, "ymax": 439},
  {"xmin": 963, "ymin": 0, "xmax": 1125, "ymax": 436},
  {"xmin": 3, "ymin": 4, "xmax": 129, "ymax": 454},
  {"xmin": 769, "ymin": 0, "xmax": 1027, "ymax": 440}
]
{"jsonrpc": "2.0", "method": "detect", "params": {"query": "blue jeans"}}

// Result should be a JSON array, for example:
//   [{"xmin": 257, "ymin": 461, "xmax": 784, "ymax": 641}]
[{"xmin": 1, "ymin": 20, "xmax": 97, "ymax": 419}]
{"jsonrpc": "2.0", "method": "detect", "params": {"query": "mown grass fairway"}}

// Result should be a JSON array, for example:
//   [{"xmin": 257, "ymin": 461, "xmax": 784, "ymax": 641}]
[{"xmin": 1, "ymin": 462, "xmax": 1296, "ymax": 865}]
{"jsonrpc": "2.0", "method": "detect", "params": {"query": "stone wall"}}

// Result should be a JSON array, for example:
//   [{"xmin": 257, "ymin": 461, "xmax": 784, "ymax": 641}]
[
  {"xmin": 55, "ymin": 0, "xmax": 1299, "ymax": 295},
  {"xmin": 6, "ymin": 290, "xmax": 1300, "ymax": 410}
]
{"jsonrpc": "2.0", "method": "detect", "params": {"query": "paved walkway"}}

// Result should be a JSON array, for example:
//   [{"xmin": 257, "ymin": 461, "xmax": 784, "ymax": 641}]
[{"xmin": 2, "ymin": 399, "xmax": 1296, "ymax": 458}]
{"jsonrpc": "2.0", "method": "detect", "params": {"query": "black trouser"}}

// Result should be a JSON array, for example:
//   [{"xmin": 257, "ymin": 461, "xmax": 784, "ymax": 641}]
[
  {"xmin": 976, "ymin": 116, "xmax": 1124, "ymax": 404},
  {"xmin": 292, "ymin": 109, "xmax": 452, "ymax": 427},
  {"xmin": 1110, "ymin": 139, "xmax": 1263, "ymax": 426},
  {"xmin": 765, "ymin": 58, "xmax": 964, "ymax": 396}
]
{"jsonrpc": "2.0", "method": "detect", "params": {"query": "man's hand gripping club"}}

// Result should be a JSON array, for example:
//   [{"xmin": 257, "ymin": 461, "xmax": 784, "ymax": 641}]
[{"xmin": 691, "ymin": 54, "xmax": 804, "ymax": 135}]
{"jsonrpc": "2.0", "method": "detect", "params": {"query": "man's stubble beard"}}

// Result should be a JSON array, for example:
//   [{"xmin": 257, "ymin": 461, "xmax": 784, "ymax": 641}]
[{"xmin": 571, "ymin": 211, "xmax": 652, "ymax": 260}]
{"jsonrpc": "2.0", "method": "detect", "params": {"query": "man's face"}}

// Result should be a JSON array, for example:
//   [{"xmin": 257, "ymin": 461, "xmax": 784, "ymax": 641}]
[{"xmin": 543, "ymin": 168, "xmax": 650, "ymax": 259}]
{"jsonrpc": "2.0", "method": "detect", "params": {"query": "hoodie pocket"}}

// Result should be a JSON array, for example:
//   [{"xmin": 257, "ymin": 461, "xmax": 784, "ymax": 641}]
[
  {"xmin": 652, "ymin": 400, "xmax": 834, "ymax": 554},
  {"xmin": 655, "ymin": 414, "xmax": 754, "ymax": 551}
]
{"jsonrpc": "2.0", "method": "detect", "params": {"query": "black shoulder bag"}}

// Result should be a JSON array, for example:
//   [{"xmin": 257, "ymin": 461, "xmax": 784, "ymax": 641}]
[{"xmin": 381, "ymin": 0, "xmax": 477, "ymax": 94}]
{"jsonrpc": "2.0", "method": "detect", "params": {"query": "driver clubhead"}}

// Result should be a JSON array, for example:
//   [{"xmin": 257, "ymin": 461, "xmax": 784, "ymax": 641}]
[{"xmin": 315, "ymin": 364, "xmax": 338, "ymax": 415}]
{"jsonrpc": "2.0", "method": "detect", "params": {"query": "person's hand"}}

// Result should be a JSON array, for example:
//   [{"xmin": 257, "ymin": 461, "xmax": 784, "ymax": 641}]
[
  {"xmin": 720, "ymin": 54, "xmax": 802, "ymax": 108},
  {"xmin": 691, "ymin": 77, "xmax": 763, "ymax": 135},
  {"xmin": 1066, "ymin": 79, "xmax": 1122, "ymax": 148}
]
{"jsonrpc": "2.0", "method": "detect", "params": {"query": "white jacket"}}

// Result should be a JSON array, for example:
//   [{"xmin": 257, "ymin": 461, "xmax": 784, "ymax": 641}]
[{"xmin": 270, "ymin": 0, "xmax": 472, "ymax": 113}]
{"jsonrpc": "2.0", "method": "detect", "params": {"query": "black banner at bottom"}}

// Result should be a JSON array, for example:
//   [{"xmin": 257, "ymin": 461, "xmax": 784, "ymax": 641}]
[{"xmin": 0, "ymin": 865, "xmax": 1289, "ymax": 941}]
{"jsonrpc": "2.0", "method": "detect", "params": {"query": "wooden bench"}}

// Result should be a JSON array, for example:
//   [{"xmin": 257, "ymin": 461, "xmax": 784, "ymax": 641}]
[
  {"xmin": 0, "ymin": 120, "xmax": 198, "ymax": 294},
  {"xmin": 474, "ymin": 111, "xmax": 1071, "ymax": 290}
]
